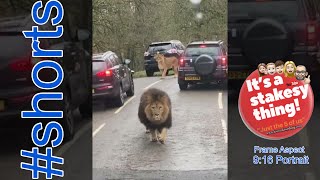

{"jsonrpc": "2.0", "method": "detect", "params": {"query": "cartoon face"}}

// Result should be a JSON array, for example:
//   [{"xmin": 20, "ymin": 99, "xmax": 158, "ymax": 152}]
[
  {"xmin": 295, "ymin": 65, "xmax": 308, "ymax": 80},
  {"xmin": 267, "ymin": 64, "xmax": 276, "ymax": 75},
  {"xmin": 286, "ymin": 64, "xmax": 295, "ymax": 74},
  {"xmin": 276, "ymin": 65, "xmax": 284, "ymax": 74},
  {"xmin": 259, "ymin": 66, "xmax": 266, "ymax": 74}
]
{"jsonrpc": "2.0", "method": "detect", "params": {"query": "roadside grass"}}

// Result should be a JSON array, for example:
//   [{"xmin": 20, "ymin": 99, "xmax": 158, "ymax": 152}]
[{"xmin": 133, "ymin": 70, "xmax": 174, "ymax": 78}]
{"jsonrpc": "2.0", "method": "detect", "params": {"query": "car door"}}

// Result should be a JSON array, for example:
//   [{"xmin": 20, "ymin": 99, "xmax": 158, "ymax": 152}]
[
  {"xmin": 110, "ymin": 55, "xmax": 123, "ymax": 88},
  {"xmin": 114, "ymin": 55, "xmax": 130, "ymax": 91},
  {"xmin": 63, "ymin": 43, "xmax": 88, "ymax": 107}
]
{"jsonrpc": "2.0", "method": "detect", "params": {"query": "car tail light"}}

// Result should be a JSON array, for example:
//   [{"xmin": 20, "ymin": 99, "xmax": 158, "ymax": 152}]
[
  {"xmin": 307, "ymin": 22, "xmax": 317, "ymax": 46},
  {"xmin": 96, "ymin": 70, "xmax": 113, "ymax": 78},
  {"xmin": 105, "ymin": 70, "xmax": 112, "ymax": 76},
  {"xmin": 221, "ymin": 56, "xmax": 227, "ymax": 66},
  {"xmin": 179, "ymin": 58, "xmax": 185, "ymax": 67},
  {"xmin": 199, "ymin": 45, "xmax": 207, "ymax": 48},
  {"xmin": 9, "ymin": 56, "xmax": 45, "ymax": 72},
  {"xmin": 10, "ymin": 56, "xmax": 33, "ymax": 72}
]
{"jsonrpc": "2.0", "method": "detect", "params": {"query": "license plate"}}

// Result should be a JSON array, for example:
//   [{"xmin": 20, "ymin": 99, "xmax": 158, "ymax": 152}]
[
  {"xmin": 185, "ymin": 76, "xmax": 201, "ymax": 81},
  {"xmin": 92, "ymin": 89, "xmax": 95, "ymax": 94},
  {"xmin": 0, "ymin": 101, "xmax": 4, "ymax": 111},
  {"xmin": 228, "ymin": 71, "xmax": 250, "ymax": 79}
]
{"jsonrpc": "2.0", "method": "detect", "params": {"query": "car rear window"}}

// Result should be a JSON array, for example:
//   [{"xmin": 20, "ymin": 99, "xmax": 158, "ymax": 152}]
[
  {"xmin": 0, "ymin": 34, "xmax": 31, "ymax": 59},
  {"xmin": 185, "ymin": 44, "xmax": 220, "ymax": 56},
  {"xmin": 92, "ymin": 59, "xmax": 111, "ymax": 73},
  {"xmin": 147, "ymin": 43, "xmax": 172, "ymax": 53},
  {"xmin": 228, "ymin": 0, "xmax": 302, "ymax": 21}
]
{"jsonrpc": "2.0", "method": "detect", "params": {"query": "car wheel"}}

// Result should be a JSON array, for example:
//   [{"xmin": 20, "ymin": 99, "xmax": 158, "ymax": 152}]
[
  {"xmin": 146, "ymin": 70, "xmax": 154, "ymax": 77},
  {"xmin": 60, "ymin": 92, "xmax": 75, "ymax": 142},
  {"xmin": 126, "ymin": 77, "xmax": 135, "ymax": 96},
  {"xmin": 179, "ymin": 81, "xmax": 188, "ymax": 90},
  {"xmin": 114, "ymin": 85, "xmax": 125, "ymax": 107}
]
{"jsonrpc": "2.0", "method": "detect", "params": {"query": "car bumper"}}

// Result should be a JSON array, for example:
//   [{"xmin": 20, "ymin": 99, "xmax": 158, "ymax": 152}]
[
  {"xmin": 92, "ymin": 84, "xmax": 117, "ymax": 100},
  {"xmin": 0, "ymin": 87, "xmax": 39, "ymax": 120},
  {"xmin": 0, "ymin": 88, "xmax": 62, "ymax": 123},
  {"xmin": 178, "ymin": 68, "xmax": 228, "ymax": 83},
  {"xmin": 144, "ymin": 60, "xmax": 159, "ymax": 71}
]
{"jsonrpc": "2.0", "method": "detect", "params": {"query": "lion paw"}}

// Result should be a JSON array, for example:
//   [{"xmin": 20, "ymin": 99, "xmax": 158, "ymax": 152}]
[
  {"xmin": 160, "ymin": 77, "xmax": 165, "ymax": 79},
  {"xmin": 158, "ymin": 138, "xmax": 165, "ymax": 144},
  {"xmin": 145, "ymin": 129, "xmax": 150, "ymax": 134},
  {"xmin": 151, "ymin": 138, "xmax": 158, "ymax": 142},
  {"xmin": 157, "ymin": 136, "xmax": 165, "ymax": 144}
]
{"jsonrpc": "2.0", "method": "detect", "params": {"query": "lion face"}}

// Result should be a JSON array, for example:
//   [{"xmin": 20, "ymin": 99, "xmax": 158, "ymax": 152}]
[
  {"xmin": 154, "ymin": 52, "xmax": 164, "ymax": 63},
  {"xmin": 145, "ymin": 100, "xmax": 169, "ymax": 123}
]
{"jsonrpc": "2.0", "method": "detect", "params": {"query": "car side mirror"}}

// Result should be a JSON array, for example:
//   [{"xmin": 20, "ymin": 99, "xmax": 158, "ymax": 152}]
[
  {"xmin": 76, "ymin": 29, "xmax": 90, "ymax": 41},
  {"xmin": 124, "ymin": 59, "xmax": 131, "ymax": 65}
]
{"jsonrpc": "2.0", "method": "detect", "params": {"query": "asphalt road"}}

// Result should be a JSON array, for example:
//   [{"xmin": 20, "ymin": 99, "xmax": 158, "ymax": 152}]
[
  {"xmin": 93, "ymin": 75, "xmax": 228, "ymax": 180},
  {"xmin": 1, "ymin": 75, "xmax": 318, "ymax": 180}
]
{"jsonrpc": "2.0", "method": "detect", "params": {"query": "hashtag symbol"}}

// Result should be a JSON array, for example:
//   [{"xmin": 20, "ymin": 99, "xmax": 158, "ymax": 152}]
[{"xmin": 21, "ymin": 147, "xmax": 64, "ymax": 179}]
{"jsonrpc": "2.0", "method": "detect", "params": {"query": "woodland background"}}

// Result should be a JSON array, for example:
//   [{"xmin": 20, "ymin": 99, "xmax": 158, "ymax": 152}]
[{"xmin": 93, "ymin": 0, "xmax": 227, "ymax": 71}]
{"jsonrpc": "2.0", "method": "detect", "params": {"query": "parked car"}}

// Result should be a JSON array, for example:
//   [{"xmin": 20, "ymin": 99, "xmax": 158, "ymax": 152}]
[
  {"xmin": 0, "ymin": 15, "xmax": 91, "ymax": 141},
  {"xmin": 92, "ymin": 51, "xmax": 135, "ymax": 107},
  {"xmin": 144, "ymin": 40, "xmax": 185, "ymax": 77},
  {"xmin": 228, "ymin": 0, "xmax": 320, "ymax": 93},
  {"xmin": 178, "ymin": 40, "xmax": 228, "ymax": 90}
]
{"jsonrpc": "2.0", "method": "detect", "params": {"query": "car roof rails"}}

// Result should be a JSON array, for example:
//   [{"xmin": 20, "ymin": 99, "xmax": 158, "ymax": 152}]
[
  {"xmin": 151, "ymin": 40, "xmax": 182, "ymax": 44},
  {"xmin": 170, "ymin": 40, "xmax": 181, "ymax": 43},
  {"xmin": 188, "ymin": 40, "xmax": 224, "ymax": 45},
  {"xmin": 0, "ymin": 15, "xmax": 34, "ymax": 31},
  {"xmin": 102, "ymin": 51, "xmax": 113, "ymax": 58}
]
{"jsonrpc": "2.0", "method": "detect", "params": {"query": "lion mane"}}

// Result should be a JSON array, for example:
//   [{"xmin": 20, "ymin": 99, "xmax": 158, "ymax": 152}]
[{"xmin": 138, "ymin": 88, "xmax": 172, "ymax": 131}]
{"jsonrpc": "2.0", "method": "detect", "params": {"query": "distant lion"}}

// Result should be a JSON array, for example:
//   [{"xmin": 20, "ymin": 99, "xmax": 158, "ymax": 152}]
[
  {"xmin": 154, "ymin": 52, "xmax": 179, "ymax": 79},
  {"xmin": 138, "ymin": 88, "xmax": 172, "ymax": 144}
]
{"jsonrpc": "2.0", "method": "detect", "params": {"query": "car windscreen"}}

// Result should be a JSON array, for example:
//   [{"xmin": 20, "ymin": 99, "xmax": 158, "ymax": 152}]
[
  {"xmin": 185, "ymin": 45, "xmax": 220, "ymax": 56},
  {"xmin": 228, "ymin": 0, "xmax": 301, "ymax": 21},
  {"xmin": 147, "ymin": 43, "xmax": 172, "ymax": 53}
]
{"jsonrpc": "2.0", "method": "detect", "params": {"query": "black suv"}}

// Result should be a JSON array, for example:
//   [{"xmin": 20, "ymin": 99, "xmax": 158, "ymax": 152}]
[
  {"xmin": 92, "ymin": 51, "xmax": 134, "ymax": 107},
  {"xmin": 144, "ymin": 40, "xmax": 185, "ymax": 77},
  {"xmin": 228, "ymin": 0, "xmax": 320, "ymax": 92},
  {"xmin": 178, "ymin": 41, "xmax": 228, "ymax": 90},
  {"xmin": 0, "ymin": 15, "xmax": 91, "ymax": 141}
]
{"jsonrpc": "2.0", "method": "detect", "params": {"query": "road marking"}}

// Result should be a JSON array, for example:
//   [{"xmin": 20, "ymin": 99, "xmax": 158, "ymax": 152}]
[
  {"xmin": 143, "ymin": 80, "xmax": 162, "ymax": 90},
  {"xmin": 221, "ymin": 118, "xmax": 228, "ymax": 143},
  {"xmin": 114, "ymin": 96, "xmax": 136, "ymax": 114},
  {"xmin": 93, "ymin": 123, "xmax": 106, "ymax": 137},
  {"xmin": 218, "ymin": 92, "xmax": 227, "ymax": 143},
  {"xmin": 55, "ymin": 121, "xmax": 91, "ymax": 157},
  {"xmin": 218, "ymin": 92, "xmax": 223, "ymax": 110}
]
